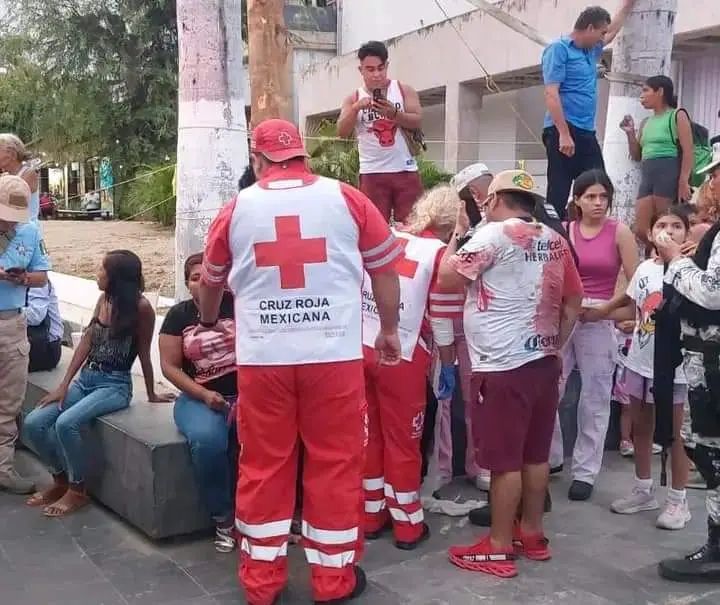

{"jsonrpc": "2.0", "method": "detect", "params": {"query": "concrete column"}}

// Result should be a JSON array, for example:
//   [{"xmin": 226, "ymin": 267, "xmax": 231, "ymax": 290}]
[{"xmin": 444, "ymin": 82, "xmax": 483, "ymax": 174}]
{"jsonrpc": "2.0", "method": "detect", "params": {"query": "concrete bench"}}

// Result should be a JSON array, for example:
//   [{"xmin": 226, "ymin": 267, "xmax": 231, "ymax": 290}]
[{"xmin": 21, "ymin": 347, "xmax": 213, "ymax": 539}]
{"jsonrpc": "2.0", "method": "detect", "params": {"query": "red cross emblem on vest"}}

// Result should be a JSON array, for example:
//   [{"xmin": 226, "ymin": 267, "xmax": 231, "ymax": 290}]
[
  {"xmin": 254, "ymin": 215, "xmax": 328, "ymax": 289},
  {"xmin": 395, "ymin": 239, "xmax": 419, "ymax": 278}
]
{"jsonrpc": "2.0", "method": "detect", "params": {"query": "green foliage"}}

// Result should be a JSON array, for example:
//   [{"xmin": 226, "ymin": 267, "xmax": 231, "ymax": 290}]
[
  {"xmin": 417, "ymin": 157, "xmax": 453, "ymax": 189},
  {"xmin": 307, "ymin": 120, "xmax": 360, "ymax": 186},
  {"xmin": 0, "ymin": 1, "xmax": 178, "ymax": 179},
  {"xmin": 307, "ymin": 119, "xmax": 453, "ymax": 190},
  {"xmin": 121, "ymin": 164, "xmax": 176, "ymax": 226}
]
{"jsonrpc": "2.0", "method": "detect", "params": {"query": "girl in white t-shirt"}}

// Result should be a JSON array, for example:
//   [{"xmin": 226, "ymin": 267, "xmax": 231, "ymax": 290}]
[{"xmin": 583, "ymin": 207, "xmax": 690, "ymax": 530}]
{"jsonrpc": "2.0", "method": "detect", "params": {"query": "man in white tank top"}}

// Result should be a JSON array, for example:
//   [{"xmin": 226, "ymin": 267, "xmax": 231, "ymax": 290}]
[
  {"xmin": 337, "ymin": 41, "xmax": 423, "ymax": 223},
  {"xmin": 198, "ymin": 119, "xmax": 403, "ymax": 605}
]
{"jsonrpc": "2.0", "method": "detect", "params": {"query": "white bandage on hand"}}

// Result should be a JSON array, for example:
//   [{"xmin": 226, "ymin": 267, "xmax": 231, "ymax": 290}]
[{"xmin": 430, "ymin": 317, "xmax": 454, "ymax": 347}]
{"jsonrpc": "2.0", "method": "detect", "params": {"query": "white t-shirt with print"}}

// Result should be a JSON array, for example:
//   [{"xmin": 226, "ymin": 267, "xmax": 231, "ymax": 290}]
[
  {"xmin": 451, "ymin": 217, "xmax": 581, "ymax": 372},
  {"xmin": 624, "ymin": 259, "xmax": 686, "ymax": 383}
]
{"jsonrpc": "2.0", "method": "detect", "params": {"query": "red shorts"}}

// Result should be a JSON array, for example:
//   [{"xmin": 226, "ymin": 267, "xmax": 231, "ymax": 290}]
[
  {"xmin": 359, "ymin": 171, "xmax": 423, "ymax": 223},
  {"xmin": 471, "ymin": 356, "xmax": 561, "ymax": 473}
]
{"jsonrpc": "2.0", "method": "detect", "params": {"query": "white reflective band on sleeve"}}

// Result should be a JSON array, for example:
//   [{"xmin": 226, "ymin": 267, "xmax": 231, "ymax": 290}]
[
  {"xmin": 302, "ymin": 521, "xmax": 358, "ymax": 545},
  {"xmin": 363, "ymin": 476, "xmax": 385, "ymax": 491},
  {"xmin": 304, "ymin": 548, "xmax": 356, "ymax": 568},
  {"xmin": 364, "ymin": 244, "xmax": 403, "ymax": 270},
  {"xmin": 364, "ymin": 500, "xmax": 387, "ymax": 514},
  {"xmin": 362, "ymin": 234, "xmax": 396, "ymax": 259},
  {"xmin": 240, "ymin": 538, "xmax": 288, "ymax": 562},
  {"xmin": 429, "ymin": 304, "xmax": 464, "ymax": 314},
  {"xmin": 389, "ymin": 507, "xmax": 424, "ymax": 525},
  {"xmin": 429, "ymin": 293, "xmax": 465, "ymax": 301},
  {"xmin": 384, "ymin": 484, "xmax": 419, "ymax": 505},
  {"xmin": 235, "ymin": 518, "xmax": 292, "ymax": 539}
]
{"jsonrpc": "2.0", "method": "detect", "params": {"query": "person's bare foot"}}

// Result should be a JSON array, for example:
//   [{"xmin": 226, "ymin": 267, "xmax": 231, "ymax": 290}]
[
  {"xmin": 26, "ymin": 484, "xmax": 68, "ymax": 507},
  {"xmin": 42, "ymin": 489, "xmax": 90, "ymax": 517}
]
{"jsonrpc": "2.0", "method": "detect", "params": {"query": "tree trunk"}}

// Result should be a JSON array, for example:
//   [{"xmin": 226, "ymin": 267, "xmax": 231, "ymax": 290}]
[
  {"xmin": 175, "ymin": 0, "xmax": 249, "ymax": 299},
  {"xmin": 603, "ymin": 0, "xmax": 678, "ymax": 227},
  {"xmin": 247, "ymin": 0, "xmax": 292, "ymax": 125}
]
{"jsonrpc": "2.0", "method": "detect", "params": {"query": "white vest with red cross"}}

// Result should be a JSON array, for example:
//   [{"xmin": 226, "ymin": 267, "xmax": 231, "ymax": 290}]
[
  {"xmin": 355, "ymin": 80, "xmax": 417, "ymax": 175},
  {"xmin": 226, "ymin": 176, "xmax": 364, "ymax": 365},
  {"xmin": 362, "ymin": 230, "xmax": 444, "ymax": 362}
]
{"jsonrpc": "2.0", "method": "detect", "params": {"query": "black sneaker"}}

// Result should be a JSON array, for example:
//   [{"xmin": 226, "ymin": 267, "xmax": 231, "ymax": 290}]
[
  {"xmin": 568, "ymin": 480, "xmax": 593, "ymax": 501},
  {"xmin": 550, "ymin": 464, "xmax": 564, "ymax": 475},
  {"xmin": 468, "ymin": 491, "xmax": 552, "ymax": 527},
  {"xmin": 658, "ymin": 519, "xmax": 720, "ymax": 582},
  {"xmin": 364, "ymin": 521, "xmax": 392, "ymax": 541},
  {"xmin": 468, "ymin": 504, "xmax": 492, "ymax": 527},
  {"xmin": 395, "ymin": 523, "xmax": 430, "ymax": 551},
  {"xmin": 315, "ymin": 566, "xmax": 367, "ymax": 604}
]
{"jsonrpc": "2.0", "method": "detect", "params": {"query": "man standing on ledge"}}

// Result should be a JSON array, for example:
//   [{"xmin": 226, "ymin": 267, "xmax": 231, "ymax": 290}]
[
  {"xmin": 338, "ymin": 40, "xmax": 423, "ymax": 223},
  {"xmin": 199, "ymin": 119, "xmax": 402, "ymax": 605},
  {"xmin": 542, "ymin": 1, "xmax": 636, "ymax": 218}
]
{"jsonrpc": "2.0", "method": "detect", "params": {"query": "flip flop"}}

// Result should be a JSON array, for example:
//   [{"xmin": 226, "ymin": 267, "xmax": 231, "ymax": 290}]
[
  {"xmin": 25, "ymin": 488, "xmax": 66, "ymax": 507},
  {"xmin": 42, "ymin": 493, "xmax": 90, "ymax": 517}
]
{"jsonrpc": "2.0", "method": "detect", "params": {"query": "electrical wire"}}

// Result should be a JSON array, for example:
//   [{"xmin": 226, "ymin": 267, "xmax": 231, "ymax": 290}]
[{"xmin": 432, "ymin": 0, "xmax": 544, "ymax": 145}]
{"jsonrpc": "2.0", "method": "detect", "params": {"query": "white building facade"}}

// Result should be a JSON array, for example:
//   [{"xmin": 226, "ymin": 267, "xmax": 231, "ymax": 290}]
[{"xmin": 296, "ymin": 0, "xmax": 720, "ymax": 187}]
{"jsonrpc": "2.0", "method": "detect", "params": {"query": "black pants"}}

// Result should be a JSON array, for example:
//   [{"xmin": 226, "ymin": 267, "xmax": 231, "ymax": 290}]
[
  {"xmin": 543, "ymin": 124, "xmax": 606, "ymax": 220},
  {"xmin": 28, "ymin": 338, "xmax": 62, "ymax": 373}
]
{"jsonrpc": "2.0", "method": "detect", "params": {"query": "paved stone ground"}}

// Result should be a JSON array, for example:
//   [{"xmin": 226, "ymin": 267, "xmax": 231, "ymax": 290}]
[{"xmin": 3, "ymin": 450, "xmax": 720, "ymax": 605}]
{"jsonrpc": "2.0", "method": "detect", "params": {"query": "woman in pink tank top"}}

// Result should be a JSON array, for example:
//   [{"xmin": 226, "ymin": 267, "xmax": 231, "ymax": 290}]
[{"xmin": 549, "ymin": 169, "xmax": 639, "ymax": 502}]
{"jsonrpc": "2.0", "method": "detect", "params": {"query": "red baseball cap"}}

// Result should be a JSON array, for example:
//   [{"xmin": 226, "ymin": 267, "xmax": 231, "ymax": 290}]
[{"xmin": 251, "ymin": 118, "xmax": 309, "ymax": 162}]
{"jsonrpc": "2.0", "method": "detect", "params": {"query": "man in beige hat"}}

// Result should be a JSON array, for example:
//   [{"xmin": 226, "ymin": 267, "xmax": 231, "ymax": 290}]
[
  {"xmin": 438, "ymin": 170, "xmax": 583, "ymax": 578},
  {"xmin": 0, "ymin": 174, "xmax": 51, "ymax": 494}
]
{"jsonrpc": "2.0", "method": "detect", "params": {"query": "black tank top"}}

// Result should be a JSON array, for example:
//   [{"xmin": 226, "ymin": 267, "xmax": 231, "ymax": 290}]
[{"xmin": 86, "ymin": 318, "xmax": 138, "ymax": 372}]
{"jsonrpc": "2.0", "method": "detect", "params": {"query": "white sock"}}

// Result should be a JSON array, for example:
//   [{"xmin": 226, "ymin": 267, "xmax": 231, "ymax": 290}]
[
  {"xmin": 635, "ymin": 477, "xmax": 654, "ymax": 493},
  {"xmin": 667, "ymin": 487, "xmax": 686, "ymax": 503}
]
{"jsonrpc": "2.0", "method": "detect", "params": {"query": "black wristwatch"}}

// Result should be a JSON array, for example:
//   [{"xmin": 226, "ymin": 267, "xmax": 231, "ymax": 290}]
[{"xmin": 200, "ymin": 319, "xmax": 217, "ymax": 328}]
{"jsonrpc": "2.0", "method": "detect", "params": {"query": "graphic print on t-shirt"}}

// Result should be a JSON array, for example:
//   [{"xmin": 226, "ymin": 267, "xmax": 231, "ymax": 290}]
[
  {"xmin": 451, "ymin": 219, "xmax": 581, "ymax": 372},
  {"xmin": 370, "ymin": 117, "xmax": 398, "ymax": 148},
  {"xmin": 624, "ymin": 259, "xmax": 685, "ymax": 383},
  {"xmin": 636, "ymin": 279, "xmax": 662, "ymax": 349},
  {"xmin": 182, "ymin": 318, "xmax": 236, "ymax": 384}
]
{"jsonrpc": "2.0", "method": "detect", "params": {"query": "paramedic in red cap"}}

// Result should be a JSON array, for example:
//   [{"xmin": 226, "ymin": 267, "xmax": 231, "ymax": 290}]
[{"xmin": 198, "ymin": 118, "xmax": 403, "ymax": 605}]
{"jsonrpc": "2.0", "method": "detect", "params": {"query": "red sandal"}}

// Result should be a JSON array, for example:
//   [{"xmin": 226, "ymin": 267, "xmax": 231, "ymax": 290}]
[{"xmin": 448, "ymin": 536, "xmax": 518, "ymax": 578}]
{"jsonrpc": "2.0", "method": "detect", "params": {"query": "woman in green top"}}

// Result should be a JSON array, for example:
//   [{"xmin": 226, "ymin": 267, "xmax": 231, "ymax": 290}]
[{"xmin": 620, "ymin": 75, "xmax": 694, "ymax": 246}]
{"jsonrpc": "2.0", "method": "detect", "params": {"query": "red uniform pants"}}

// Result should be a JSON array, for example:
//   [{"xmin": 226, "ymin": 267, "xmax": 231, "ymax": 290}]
[
  {"xmin": 362, "ymin": 345, "xmax": 430, "ymax": 543},
  {"xmin": 236, "ymin": 361, "xmax": 366, "ymax": 605}
]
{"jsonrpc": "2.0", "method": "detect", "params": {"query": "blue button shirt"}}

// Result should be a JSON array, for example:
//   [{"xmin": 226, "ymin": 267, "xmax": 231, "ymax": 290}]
[
  {"xmin": 26, "ymin": 281, "xmax": 64, "ymax": 341},
  {"xmin": 542, "ymin": 36, "xmax": 604, "ymax": 132},
  {"xmin": 0, "ymin": 223, "xmax": 51, "ymax": 311}
]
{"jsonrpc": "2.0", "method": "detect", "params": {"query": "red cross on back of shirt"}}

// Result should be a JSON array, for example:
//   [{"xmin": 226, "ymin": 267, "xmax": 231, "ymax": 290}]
[
  {"xmin": 395, "ymin": 239, "xmax": 419, "ymax": 278},
  {"xmin": 253, "ymin": 215, "xmax": 328, "ymax": 289}
]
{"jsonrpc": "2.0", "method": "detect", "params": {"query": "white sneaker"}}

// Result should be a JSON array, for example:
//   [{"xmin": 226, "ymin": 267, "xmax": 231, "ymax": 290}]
[
  {"xmin": 656, "ymin": 499, "xmax": 691, "ymax": 530},
  {"xmin": 652, "ymin": 443, "xmax": 663, "ymax": 455},
  {"xmin": 473, "ymin": 472, "xmax": 491, "ymax": 492},
  {"xmin": 610, "ymin": 487, "xmax": 659, "ymax": 514},
  {"xmin": 619, "ymin": 440, "xmax": 634, "ymax": 457}
]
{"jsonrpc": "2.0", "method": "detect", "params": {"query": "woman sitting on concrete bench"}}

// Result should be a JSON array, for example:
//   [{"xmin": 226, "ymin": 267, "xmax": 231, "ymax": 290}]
[
  {"xmin": 23, "ymin": 250, "xmax": 172, "ymax": 516},
  {"xmin": 159, "ymin": 253, "xmax": 238, "ymax": 554}
]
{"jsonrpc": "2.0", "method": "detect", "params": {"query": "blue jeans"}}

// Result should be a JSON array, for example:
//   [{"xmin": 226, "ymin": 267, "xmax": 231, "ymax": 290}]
[
  {"xmin": 173, "ymin": 393, "xmax": 234, "ymax": 521},
  {"xmin": 23, "ymin": 368, "xmax": 132, "ymax": 483}
]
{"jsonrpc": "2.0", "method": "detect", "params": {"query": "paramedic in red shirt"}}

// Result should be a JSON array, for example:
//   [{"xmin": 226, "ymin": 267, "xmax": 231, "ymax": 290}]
[
  {"xmin": 198, "ymin": 118, "xmax": 402, "ymax": 605},
  {"xmin": 362, "ymin": 185, "xmax": 465, "ymax": 549}
]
